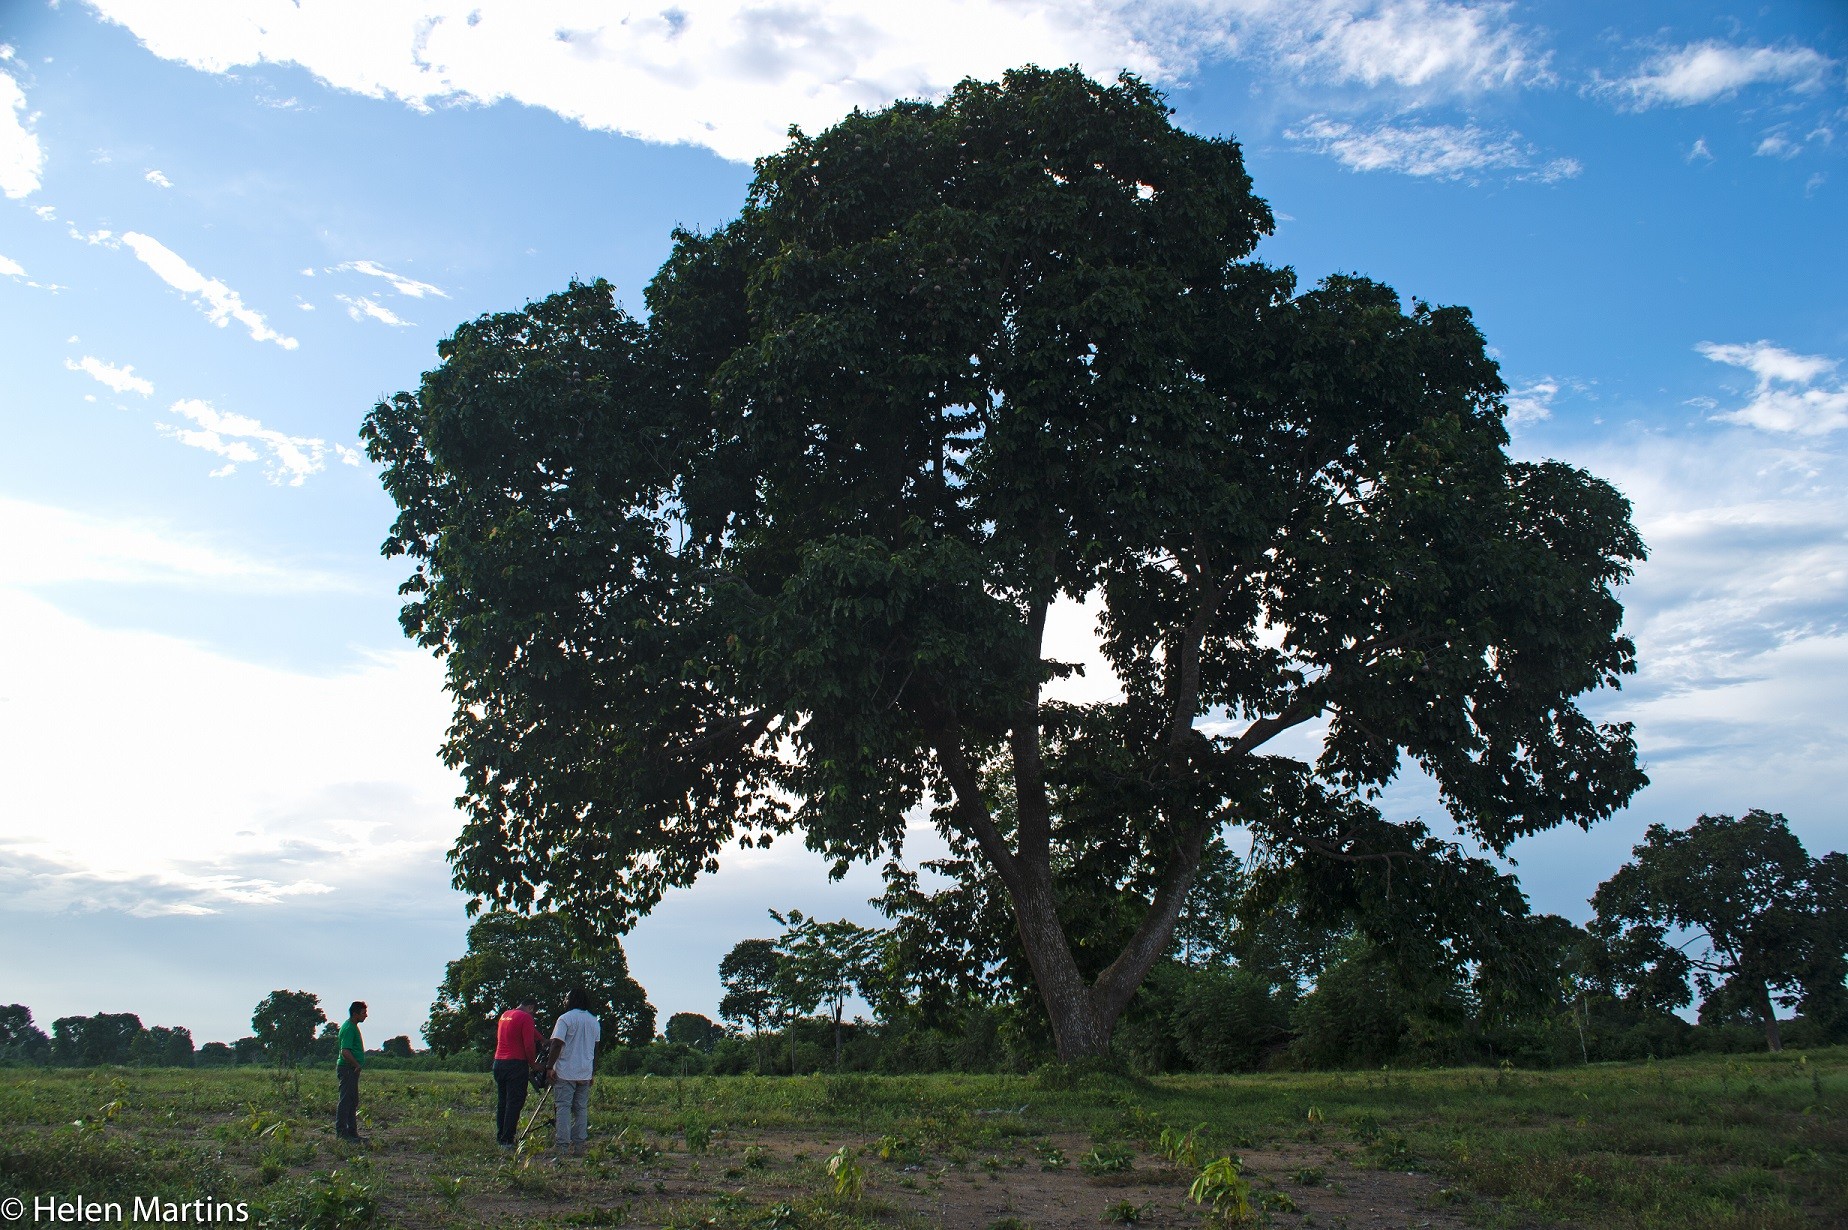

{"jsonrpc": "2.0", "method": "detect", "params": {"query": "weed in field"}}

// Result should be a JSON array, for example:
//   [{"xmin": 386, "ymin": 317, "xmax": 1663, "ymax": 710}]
[
  {"xmin": 1292, "ymin": 1166, "xmax": 1325, "ymax": 1186},
  {"xmin": 1103, "ymin": 1197, "xmax": 1144, "ymax": 1223},
  {"xmin": 826, "ymin": 1146, "xmax": 865, "ymax": 1205},
  {"xmin": 561, "ymin": 1207, "xmax": 631, "ymax": 1226},
  {"xmin": 1157, "ymin": 1123, "xmax": 1204, "ymax": 1170},
  {"xmin": 258, "ymin": 1168, "xmax": 376, "ymax": 1230},
  {"xmin": 984, "ymin": 1218, "xmax": 1032, "ymax": 1230},
  {"xmin": 683, "ymin": 1117, "xmax": 713, "ymax": 1154},
  {"xmin": 1078, "ymin": 1144, "xmax": 1133, "ymax": 1176},
  {"xmin": 1034, "ymin": 1142, "xmax": 1067, "ymax": 1170},
  {"xmin": 1189, "ymin": 1156, "xmax": 1254, "ymax": 1228},
  {"xmin": 1258, "ymin": 1189, "xmax": 1298, "ymax": 1213},
  {"xmin": 742, "ymin": 1143, "xmax": 769, "ymax": 1169}
]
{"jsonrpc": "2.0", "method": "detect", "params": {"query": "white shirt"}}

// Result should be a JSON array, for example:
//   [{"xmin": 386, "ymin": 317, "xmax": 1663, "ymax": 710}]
[{"xmin": 550, "ymin": 1008, "xmax": 602, "ymax": 1081}]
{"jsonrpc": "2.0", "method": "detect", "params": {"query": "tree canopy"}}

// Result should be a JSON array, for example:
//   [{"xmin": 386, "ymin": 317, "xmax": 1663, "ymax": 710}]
[
  {"xmin": 1591, "ymin": 810, "xmax": 1847, "ymax": 1051},
  {"xmin": 364, "ymin": 66, "xmax": 1647, "ymax": 1058},
  {"xmin": 424, "ymin": 910, "xmax": 655, "ymax": 1055},
  {"xmin": 251, "ymin": 991, "xmax": 325, "ymax": 1068}
]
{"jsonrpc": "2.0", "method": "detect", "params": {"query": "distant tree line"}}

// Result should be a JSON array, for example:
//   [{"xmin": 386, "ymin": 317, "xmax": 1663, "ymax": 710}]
[
  {"xmin": 13, "ymin": 811, "xmax": 1841, "ymax": 1075},
  {"xmin": 410, "ymin": 810, "xmax": 1844, "ymax": 1079},
  {"xmin": 0, "ymin": 990, "xmax": 423, "ymax": 1070}
]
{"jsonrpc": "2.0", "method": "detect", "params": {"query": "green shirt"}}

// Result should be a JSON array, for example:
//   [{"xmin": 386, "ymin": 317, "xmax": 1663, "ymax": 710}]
[{"xmin": 337, "ymin": 1019, "xmax": 364, "ymax": 1069}]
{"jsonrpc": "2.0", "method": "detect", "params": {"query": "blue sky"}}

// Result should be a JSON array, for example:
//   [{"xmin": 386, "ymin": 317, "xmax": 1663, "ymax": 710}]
[{"xmin": 1, "ymin": 0, "xmax": 1843, "ymax": 1047}]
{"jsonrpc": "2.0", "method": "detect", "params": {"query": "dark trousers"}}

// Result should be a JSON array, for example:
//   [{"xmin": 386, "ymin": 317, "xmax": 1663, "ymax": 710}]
[
  {"xmin": 493, "ymin": 1059, "xmax": 530, "ymax": 1145},
  {"xmin": 335, "ymin": 1064, "xmax": 361, "ymax": 1139}
]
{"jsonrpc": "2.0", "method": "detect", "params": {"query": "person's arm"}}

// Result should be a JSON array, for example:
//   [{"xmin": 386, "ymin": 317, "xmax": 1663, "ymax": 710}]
[{"xmin": 339, "ymin": 1025, "xmax": 361, "ymax": 1070}]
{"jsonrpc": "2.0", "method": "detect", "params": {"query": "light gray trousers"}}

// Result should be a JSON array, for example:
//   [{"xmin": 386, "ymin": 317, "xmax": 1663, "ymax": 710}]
[{"xmin": 552, "ymin": 1078, "xmax": 591, "ymax": 1148}]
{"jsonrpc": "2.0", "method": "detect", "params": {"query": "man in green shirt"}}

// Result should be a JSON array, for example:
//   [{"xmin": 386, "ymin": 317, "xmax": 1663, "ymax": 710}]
[{"xmin": 335, "ymin": 1001, "xmax": 367, "ymax": 1143}]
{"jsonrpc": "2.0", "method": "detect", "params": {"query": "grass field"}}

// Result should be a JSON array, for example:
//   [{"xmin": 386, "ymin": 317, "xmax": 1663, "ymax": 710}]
[{"xmin": 2, "ymin": 1048, "xmax": 1842, "ymax": 1229}]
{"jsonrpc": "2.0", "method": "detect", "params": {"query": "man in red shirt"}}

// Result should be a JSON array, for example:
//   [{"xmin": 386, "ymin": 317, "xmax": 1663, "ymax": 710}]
[{"xmin": 492, "ymin": 998, "xmax": 540, "ymax": 1148}]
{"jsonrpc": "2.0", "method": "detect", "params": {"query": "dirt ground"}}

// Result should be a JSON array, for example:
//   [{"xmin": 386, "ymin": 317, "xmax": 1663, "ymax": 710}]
[{"xmin": 357, "ymin": 1120, "xmax": 1480, "ymax": 1229}]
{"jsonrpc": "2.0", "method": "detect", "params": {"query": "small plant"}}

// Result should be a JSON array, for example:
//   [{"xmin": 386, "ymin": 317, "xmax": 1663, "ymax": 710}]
[
  {"xmin": 743, "ymin": 1143, "xmax": 770, "ymax": 1169},
  {"xmin": 1079, "ymin": 1144, "xmax": 1134, "ymax": 1176},
  {"xmin": 1189, "ymin": 1156, "xmax": 1254, "ymax": 1227},
  {"xmin": 1293, "ymin": 1166, "xmax": 1325, "ymax": 1186},
  {"xmin": 1035, "ymin": 1142, "xmax": 1068, "ymax": 1170},
  {"xmin": 1104, "ymin": 1199, "xmax": 1144, "ymax": 1224},
  {"xmin": 985, "ymin": 1219, "xmax": 1032, "ymax": 1230},
  {"xmin": 683, "ymin": 1118, "xmax": 713, "ymax": 1155},
  {"xmin": 261, "ymin": 1169, "xmax": 376, "ymax": 1230},
  {"xmin": 826, "ymin": 1146, "xmax": 865, "ymax": 1205},
  {"xmin": 1259, "ymin": 1190, "xmax": 1298, "ymax": 1213},
  {"xmin": 759, "ymin": 1203, "xmax": 800, "ymax": 1230},
  {"xmin": 1157, "ymin": 1124, "xmax": 1205, "ymax": 1170},
  {"xmin": 430, "ymin": 1175, "xmax": 466, "ymax": 1209}
]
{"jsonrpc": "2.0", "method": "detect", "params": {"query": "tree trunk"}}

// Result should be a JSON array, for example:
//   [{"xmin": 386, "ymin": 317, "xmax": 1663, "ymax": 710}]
[
  {"xmin": 1762, "ymin": 982, "xmax": 1783, "ymax": 1053},
  {"xmin": 833, "ymin": 1001, "xmax": 843, "ymax": 1070},
  {"xmin": 1005, "ymin": 867, "xmax": 1115, "ymax": 1060}
]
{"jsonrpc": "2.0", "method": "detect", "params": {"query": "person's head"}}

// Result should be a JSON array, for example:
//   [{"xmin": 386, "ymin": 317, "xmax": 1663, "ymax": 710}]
[
  {"xmin": 517, "ymin": 999, "xmax": 537, "ymax": 1014},
  {"xmin": 564, "ymin": 988, "xmax": 591, "ymax": 1013},
  {"xmin": 350, "ymin": 1001, "xmax": 368, "ymax": 1022}
]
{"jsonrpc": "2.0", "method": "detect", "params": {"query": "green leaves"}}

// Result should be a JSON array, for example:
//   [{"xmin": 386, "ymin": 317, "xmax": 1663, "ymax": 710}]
[{"xmin": 367, "ymin": 66, "xmax": 1647, "ymax": 1057}]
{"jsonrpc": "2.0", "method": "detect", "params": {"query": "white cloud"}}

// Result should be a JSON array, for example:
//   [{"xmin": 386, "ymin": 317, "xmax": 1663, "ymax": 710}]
[
  {"xmin": 0, "ymin": 584, "xmax": 458, "ymax": 917},
  {"xmin": 1505, "ymin": 378, "xmax": 1557, "ymax": 424},
  {"xmin": 120, "ymin": 232, "xmax": 299, "ymax": 349},
  {"xmin": 65, "ymin": 354, "xmax": 154, "ymax": 397},
  {"xmin": 144, "ymin": 167, "xmax": 172, "ymax": 187},
  {"xmin": 0, "ymin": 496, "xmax": 344, "ymax": 591},
  {"xmin": 1611, "ymin": 41, "xmax": 1835, "ymax": 109},
  {"xmin": 1755, "ymin": 133, "xmax": 1800, "ymax": 159},
  {"xmin": 86, "ymin": 1, "xmax": 1547, "ymax": 164},
  {"xmin": 0, "ymin": 68, "xmax": 45, "ymax": 198},
  {"xmin": 1259, "ymin": 0, "xmax": 1549, "ymax": 94},
  {"xmin": 1287, "ymin": 116, "xmax": 1578, "ymax": 181},
  {"xmin": 0, "ymin": 252, "xmax": 24, "ymax": 278},
  {"xmin": 1686, "ymin": 137, "xmax": 1713, "ymax": 163},
  {"xmin": 160, "ymin": 397, "xmax": 330, "ymax": 484},
  {"xmin": 336, "ymin": 293, "xmax": 411, "ymax": 327},
  {"xmin": 333, "ymin": 259, "xmax": 447, "ymax": 298},
  {"xmin": 1698, "ymin": 340, "xmax": 1848, "ymax": 436}
]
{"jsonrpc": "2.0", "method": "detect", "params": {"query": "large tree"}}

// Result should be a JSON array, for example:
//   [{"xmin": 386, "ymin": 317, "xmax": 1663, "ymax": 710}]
[
  {"xmin": 364, "ymin": 67, "xmax": 1646, "ymax": 1059},
  {"xmin": 424, "ymin": 910, "xmax": 655, "ymax": 1055},
  {"xmin": 1591, "ymin": 810, "xmax": 1846, "ymax": 1052},
  {"xmin": 251, "ymin": 991, "xmax": 325, "ymax": 1068}
]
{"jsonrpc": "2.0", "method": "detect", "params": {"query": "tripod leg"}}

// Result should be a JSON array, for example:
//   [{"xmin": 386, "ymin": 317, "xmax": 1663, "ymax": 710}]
[{"xmin": 515, "ymin": 1087, "xmax": 550, "ymax": 1150}]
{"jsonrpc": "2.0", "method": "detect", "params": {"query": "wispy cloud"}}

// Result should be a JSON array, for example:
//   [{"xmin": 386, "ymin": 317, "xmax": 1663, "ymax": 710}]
[
  {"xmin": 1505, "ymin": 378, "xmax": 1558, "ymax": 424},
  {"xmin": 0, "ymin": 496, "xmax": 346, "ymax": 591},
  {"xmin": 1287, "ymin": 116, "xmax": 1579, "ymax": 182},
  {"xmin": 86, "ymin": 0, "xmax": 1550, "ymax": 164},
  {"xmin": 65, "ymin": 354, "xmax": 154, "ymax": 397},
  {"xmin": 333, "ymin": 259, "xmax": 447, "ymax": 298},
  {"xmin": 336, "ymin": 293, "xmax": 412, "ymax": 327},
  {"xmin": 0, "ymin": 68, "xmax": 45, "ymax": 198},
  {"xmin": 1260, "ymin": 0, "xmax": 1550, "ymax": 94},
  {"xmin": 121, "ymin": 232, "xmax": 299, "ymax": 349},
  {"xmin": 144, "ymin": 167, "xmax": 172, "ymax": 188},
  {"xmin": 0, "ymin": 251, "xmax": 25, "ymax": 278},
  {"xmin": 159, "ymin": 398, "xmax": 329, "ymax": 484},
  {"xmin": 1698, "ymin": 341, "xmax": 1848, "ymax": 436},
  {"xmin": 1608, "ymin": 41, "xmax": 1835, "ymax": 109}
]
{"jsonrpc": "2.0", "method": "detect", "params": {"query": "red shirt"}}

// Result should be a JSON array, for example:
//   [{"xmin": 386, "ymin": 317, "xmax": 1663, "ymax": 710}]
[{"xmin": 494, "ymin": 1008, "xmax": 539, "ymax": 1062}]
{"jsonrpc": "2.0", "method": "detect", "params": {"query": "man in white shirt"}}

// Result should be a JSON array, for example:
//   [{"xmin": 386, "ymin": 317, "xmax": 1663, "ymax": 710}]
[{"xmin": 541, "ymin": 987, "xmax": 602, "ymax": 1158}]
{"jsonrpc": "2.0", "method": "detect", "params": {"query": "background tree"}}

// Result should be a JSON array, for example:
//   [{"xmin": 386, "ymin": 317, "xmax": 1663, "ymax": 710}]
[
  {"xmin": 196, "ymin": 1042, "xmax": 237, "ymax": 1068},
  {"xmin": 129, "ymin": 1026, "xmax": 194, "ymax": 1068},
  {"xmin": 365, "ymin": 67, "xmax": 1646, "ymax": 1060},
  {"xmin": 252, "ymin": 991, "xmax": 325, "ymax": 1068},
  {"xmin": 664, "ymin": 1012, "xmax": 726, "ymax": 1052},
  {"xmin": 771, "ymin": 909, "xmax": 881, "ymax": 1070},
  {"xmin": 51, "ymin": 1013, "xmax": 144, "ymax": 1067},
  {"xmin": 0, "ymin": 1005, "xmax": 50, "ymax": 1065},
  {"xmin": 424, "ymin": 910, "xmax": 655, "ymax": 1055},
  {"xmin": 717, "ymin": 938, "xmax": 787, "ymax": 1074},
  {"xmin": 380, "ymin": 1035, "xmax": 415, "ymax": 1058},
  {"xmin": 1592, "ymin": 811, "xmax": 1845, "ymax": 1052}
]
